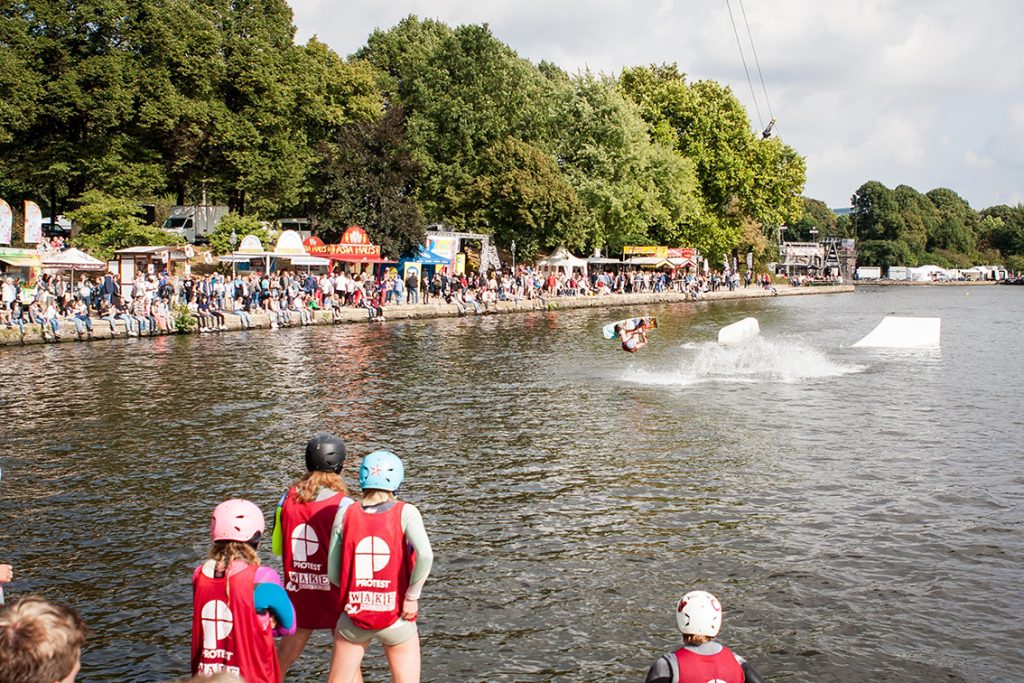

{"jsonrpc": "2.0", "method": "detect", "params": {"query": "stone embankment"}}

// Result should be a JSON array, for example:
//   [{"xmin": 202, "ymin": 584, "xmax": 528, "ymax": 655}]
[{"xmin": 0, "ymin": 284, "xmax": 854, "ymax": 347}]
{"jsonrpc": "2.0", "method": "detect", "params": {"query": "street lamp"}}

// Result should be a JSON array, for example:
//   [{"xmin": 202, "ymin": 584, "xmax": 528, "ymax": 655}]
[
  {"xmin": 809, "ymin": 227, "xmax": 818, "ymax": 242},
  {"xmin": 229, "ymin": 229, "xmax": 238, "ymax": 277},
  {"xmin": 511, "ymin": 239, "xmax": 516, "ymax": 272}
]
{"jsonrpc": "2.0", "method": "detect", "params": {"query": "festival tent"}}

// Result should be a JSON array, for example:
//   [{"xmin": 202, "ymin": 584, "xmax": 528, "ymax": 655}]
[
  {"xmin": 219, "ymin": 235, "xmax": 277, "ymax": 274},
  {"xmin": 219, "ymin": 235, "xmax": 271, "ymax": 261},
  {"xmin": 396, "ymin": 244, "xmax": 452, "ymax": 292},
  {"xmin": 411, "ymin": 244, "xmax": 451, "ymax": 265},
  {"xmin": 303, "ymin": 227, "xmax": 394, "ymax": 265},
  {"xmin": 625, "ymin": 256, "xmax": 673, "ymax": 268},
  {"xmin": 0, "ymin": 246, "xmax": 41, "ymax": 280},
  {"xmin": 536, "ymin": 246, "xmax": 588, "ymax": 276},
  {"xmin": 272, "ymin": 230, "xmax": 330, "ymax": 270},
  {"xmin": 909, "ymin": 265, "xmax": 948, "ymax": 282},
  {"xmin": 40, "ymin": 247, "xmax": 107, "ymax": 289}
]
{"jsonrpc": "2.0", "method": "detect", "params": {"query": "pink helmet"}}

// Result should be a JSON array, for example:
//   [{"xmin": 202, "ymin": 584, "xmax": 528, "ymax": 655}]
[{"xmin": 210, "ymin": 499, "xmax": 265, "ymax": 543}]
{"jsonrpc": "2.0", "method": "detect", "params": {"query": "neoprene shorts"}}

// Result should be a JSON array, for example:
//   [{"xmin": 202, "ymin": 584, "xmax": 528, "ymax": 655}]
[{"xmin": 335, "ymin": 613, "xmax": 417, "ymax": 646}]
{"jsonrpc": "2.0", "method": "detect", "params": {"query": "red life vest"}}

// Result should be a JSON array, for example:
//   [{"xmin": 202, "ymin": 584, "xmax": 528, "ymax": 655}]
[
  {"xmin": 191, "ymin": 562, "xmax": 280, "ymax": 683},
  {"xmin": 339, "ymin": 501, "xmax": 412, "ymax": 630},
  {"xmin": 281, "ymin": 488, "xmax": 348, "ymax": 630},
  {"xmin": 674, "ymin": 645, "xmax": 744, "ymax": 683}
]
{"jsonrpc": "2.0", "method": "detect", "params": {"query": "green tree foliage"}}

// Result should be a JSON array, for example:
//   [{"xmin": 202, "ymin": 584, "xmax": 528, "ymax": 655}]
[
  {"xmin": 69, "ymin": 190, "xmax": 180, "ymax": 259},
  {"xmin": 850, "ymin": 181, "xmax": 1013, "ymax": 267},
  {"xmin": 358, "ymin": 18, "xmax": 556, "ymax": 226},
  {"xmin": 791, "ymin": 197, "xmax": 840, "ymax": 241},
  {"xmin": 316, "ymin": 106, "xmax": 424, "ymax": 257},
  {"xmin": 619, "ymin": 64, "xmax": 805, "ymax": 257},
  {"xmin": 553, "ymin": 73, "xmax": 703, "ymax": 254},
  {"xmin": 206, "ymin": 213, "xmax": 272, "ymax": 255},
  {"xmin": 857, "ymin": 239, "xmax": 915, "ymax": 269},
  {"xmin": 851, "ymin": 181, "xmax": 901, "ymax": 242},
  {"xmin": 980, "ymin": 205, "xmax": 1024, "ymax": 260},
  {"xmin": 470, "ymin": 137, "xmax": 589, "ymax": 257},
  {"xmin": 0, "ymin": 8, "xmax": 860, "ymax": 267}
]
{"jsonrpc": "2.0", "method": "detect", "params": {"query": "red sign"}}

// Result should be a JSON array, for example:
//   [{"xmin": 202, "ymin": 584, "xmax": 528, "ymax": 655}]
[
  {"xmin": 667, "ymin": 248, "xmax": 696, "ymax": 259},
  {"xmin": 303, "ymin": 227, "xmax": 381, "ymax": 259}
]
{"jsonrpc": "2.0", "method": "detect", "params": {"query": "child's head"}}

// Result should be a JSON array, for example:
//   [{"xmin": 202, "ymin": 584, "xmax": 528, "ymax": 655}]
[
  {"xmin": 0, "ymin": 595, "xmax": 87, "ymax": 683},
  {"xmin": 675, "ymin": 590, "xmax": 723, "ymax": 645},
  {"xmin": 209, "ymin": 499, "xmax": 265, "ymax": 567},
  {"xmin": 294, "ymin": 434, "xmax": 349, "ymax": 503},
  {"xmin": 359, "ymin": 450, "xmax": 404, "ymax": 495}
]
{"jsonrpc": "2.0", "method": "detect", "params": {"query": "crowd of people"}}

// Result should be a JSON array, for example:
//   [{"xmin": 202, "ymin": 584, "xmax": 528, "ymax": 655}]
[
  {"xmin": 0, "ymin": 435, "xmax": 766, "ymax": 683},
  {"xmin": 0, "ymin": 263, "xmax": 780, "ymax": 341}
]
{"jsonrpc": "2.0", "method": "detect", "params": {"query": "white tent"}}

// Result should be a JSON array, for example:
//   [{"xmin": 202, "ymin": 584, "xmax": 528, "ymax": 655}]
[
  {"xmin": 909, "ymin": 265, "xmax": 948, "ymax": 282},
  {"xmin": 41, "ymin": 248, "xmax": 106, "ymax": 272},
  {"xmin": 535, "ymin": 246, "xmax": 588, "ymax": 276}
]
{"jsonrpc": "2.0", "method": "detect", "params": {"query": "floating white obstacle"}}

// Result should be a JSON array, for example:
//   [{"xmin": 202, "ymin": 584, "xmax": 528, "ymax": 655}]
[
  {"xmin": 718, "ymin": 317, "xmax": 760, "ymax": 345},
  {"xmin": 852, "ymin": 316, "xmax": 941, "ymax": 348}
]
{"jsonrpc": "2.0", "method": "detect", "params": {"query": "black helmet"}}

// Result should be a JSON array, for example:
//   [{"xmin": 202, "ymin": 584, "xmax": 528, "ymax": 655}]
[{"xmin": 305, "ymin": 433, "xmax": 346, "ymax": 473}]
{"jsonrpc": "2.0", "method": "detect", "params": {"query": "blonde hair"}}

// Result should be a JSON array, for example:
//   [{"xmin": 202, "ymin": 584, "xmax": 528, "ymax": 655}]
[
  {"xmin": 292, "ymin": 470, "xmax": 349, "ymax": 504},
  {"xmin": 0, "ymin": 595, "xmax": 88, "ymax": 683},
  {"xmin": 207, "ymin": 540, "xmax": 260, "ymax": 600},
  {"xmin": 683, "ymin": 634, "xmax": 713, "ymax": 646}
]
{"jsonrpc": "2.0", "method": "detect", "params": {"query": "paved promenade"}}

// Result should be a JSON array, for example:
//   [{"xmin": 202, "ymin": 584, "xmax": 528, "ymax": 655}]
[{"xmin": 0, "ymin": 284, "xmax": 854, "ymax": 347}]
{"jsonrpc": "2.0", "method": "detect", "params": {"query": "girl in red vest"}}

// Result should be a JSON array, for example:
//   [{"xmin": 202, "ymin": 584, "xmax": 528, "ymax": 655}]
[
  {"xmin": 644, "ymin": 590, "xmax": 766, "ymax": 683},
  {"xmin": 272, "ymin": 434, "xmax": 361, "ymax": 679},
  {"xmin": 326, "ymin": 450, "xmax": 434, "ymax": 683},
  {"xmin": 191, "ymin": 499, "xmax": 296, "ymax": 683}
]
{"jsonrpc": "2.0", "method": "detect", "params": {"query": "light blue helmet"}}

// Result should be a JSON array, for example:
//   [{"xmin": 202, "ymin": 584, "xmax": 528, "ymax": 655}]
[{"xmin": 359, "ymin": 450, "xmax": 404, "ymax": 491}]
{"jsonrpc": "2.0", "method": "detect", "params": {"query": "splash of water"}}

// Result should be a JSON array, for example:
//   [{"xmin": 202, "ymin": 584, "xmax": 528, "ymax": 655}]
[{"xmin": 624, "ymin": 336, "xmax": 865, "ymax": 386}]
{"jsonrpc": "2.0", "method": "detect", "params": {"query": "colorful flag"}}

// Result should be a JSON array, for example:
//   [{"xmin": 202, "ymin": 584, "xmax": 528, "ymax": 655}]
[
  {"xmin": 23, "ymin": 200, "xmax": 42, "ymax": 243},
  {"xmin": 0, "ymin": 199, "xmax": 11, "ymax": 245}
]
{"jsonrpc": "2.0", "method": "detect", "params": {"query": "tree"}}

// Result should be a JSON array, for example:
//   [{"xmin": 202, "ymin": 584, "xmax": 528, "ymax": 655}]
[
  {"xmin": 979, "ymin": 204, "xmax": 1024, "ymax": 258},
  {"xmin": 619, "ymin": 64, "xmax": 805, "ymax": 255},
  {"xmin": 206, "ymin": 213, "xmax": 273, "ymax": 255},
  {"xmin": 925, "ymin": 187, "xmax": 978, "ymax": 254},
  {"xmin": 69, "ymin": 190, "xmax": 180, "ymax": 260},
  {"xmin": 316, "ymin": 106, "xmax": 424, "ymax": 258},
  {"xmin": 553, "ymin": 73, "xmax": 703, "ymax": 254},
  {"xmin": 289, "ymin": 40, "xmax": 382, "ymax": 223},
  {"xmin": 850, "ymin": 181, "xmax": 900, "ymax": 242},
  {"xmin": 791, "ymin": 197, "xmax": 839, "ymax": 241},
  {"xmin": 857, "ymin": 239, "xmax": 915, "ymax": 269},
  {"xmin": 357, "ymin": 17, "xmax": 556, "ymax": 226},
  {"xmin": 470, "ymin": 137, "xmax": 589, "ymax": 257}
]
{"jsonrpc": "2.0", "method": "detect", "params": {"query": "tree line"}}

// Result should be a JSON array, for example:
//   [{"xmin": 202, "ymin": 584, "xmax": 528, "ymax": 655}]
[
  {"xmin": 0, "ymin": 4, "xmax": 805, "ymax": 262},
  {"xmin": 843, "ymin": 181, "xmax": 1024, "ymax": 271}
]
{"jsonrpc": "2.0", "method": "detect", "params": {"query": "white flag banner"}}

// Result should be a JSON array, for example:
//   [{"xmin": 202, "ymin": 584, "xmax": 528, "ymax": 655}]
[
  {"xmin": 23, "ymin": 200, "xmax": 42, "ymax": 243},
  {"xmin": 0, "ymin": 199, "xmax": 11, "ymax": 245}
]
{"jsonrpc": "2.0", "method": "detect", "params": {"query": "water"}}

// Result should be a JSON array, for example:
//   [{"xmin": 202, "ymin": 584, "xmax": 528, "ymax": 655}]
[{"xmin": 1, "ymin": 286, "xmax": 1022, "ymax": 682}]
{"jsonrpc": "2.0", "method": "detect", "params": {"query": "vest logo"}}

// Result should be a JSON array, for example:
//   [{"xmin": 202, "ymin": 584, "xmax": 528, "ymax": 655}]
[
  {"xmin": 200, "ymin": 599, "xmax": 233, "ymax": 649},
  {"xmin": 291, "ymin": 523, "xmax": 320, "ymax": 562},
  {"xmin": 354, "ymin": 535, "xmax": 391, "ymax": 578}
]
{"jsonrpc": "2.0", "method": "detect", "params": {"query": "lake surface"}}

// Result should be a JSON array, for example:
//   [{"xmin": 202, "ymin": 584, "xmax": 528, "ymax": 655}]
[{"xmin": 1, "ymin": 285, "xmax": 1022, "ymax": 682}]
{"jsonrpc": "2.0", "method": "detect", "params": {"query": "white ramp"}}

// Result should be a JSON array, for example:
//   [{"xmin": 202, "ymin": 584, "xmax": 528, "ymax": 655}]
[
  {"xmin": 852, "ymin": 316, "xmax": 941, "ymax": 348},
  {"xmin": 718, "ymin": 317, "xmax": 760, "ymax": 345}
]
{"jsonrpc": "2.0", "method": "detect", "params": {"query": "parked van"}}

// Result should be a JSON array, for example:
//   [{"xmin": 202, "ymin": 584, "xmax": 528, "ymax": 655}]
[
  {"xmin": 272, "ymin": 217, "xmax": 311, "ymax": 239},
  {"xmin": 162, "ymin": 205, "xmax": 229, "ymax": 243}
]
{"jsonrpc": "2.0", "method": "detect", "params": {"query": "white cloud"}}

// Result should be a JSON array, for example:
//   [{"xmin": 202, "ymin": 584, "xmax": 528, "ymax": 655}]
[{"xmin": 288, "ymin": 0, "xmax": 1024, "ymax": 209}]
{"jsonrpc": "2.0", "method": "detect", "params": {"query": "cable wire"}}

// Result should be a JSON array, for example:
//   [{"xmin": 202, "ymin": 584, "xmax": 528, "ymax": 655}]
[
  {"xmin": 738, "ymin": 0, "xmax": 778, "ymax": 137},
  {"xmin": 725, "ymin": 0, "xmax": 764, "ymax": 131}
]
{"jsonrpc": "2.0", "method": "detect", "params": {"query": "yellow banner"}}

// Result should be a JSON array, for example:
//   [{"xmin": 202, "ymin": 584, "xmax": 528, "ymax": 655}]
[{"xmin": 623, "ymin": 245, "xmax": 668, "ymax": 258}]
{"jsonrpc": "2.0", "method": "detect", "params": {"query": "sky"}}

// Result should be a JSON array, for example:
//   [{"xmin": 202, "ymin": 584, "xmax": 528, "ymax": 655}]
[{"xmin": 288, "ymin": 0, "xmax": 1024, "ymax": 211}]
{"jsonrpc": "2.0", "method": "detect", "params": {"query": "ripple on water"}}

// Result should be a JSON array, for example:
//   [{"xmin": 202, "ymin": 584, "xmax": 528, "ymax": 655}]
[{"xmin": 0, "ymin": 288, "xmax": 1022, "ymax": 681}]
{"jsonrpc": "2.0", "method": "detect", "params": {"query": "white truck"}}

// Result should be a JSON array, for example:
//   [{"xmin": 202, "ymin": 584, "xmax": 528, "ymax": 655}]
[{"xmin": 162, "ymin": 205, "xmax": 229, "ymax": 243}]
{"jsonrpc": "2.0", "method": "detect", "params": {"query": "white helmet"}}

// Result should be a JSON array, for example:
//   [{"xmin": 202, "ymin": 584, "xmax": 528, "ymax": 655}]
[{"xmin": 675, "ymin": 590, "xmax": 722, "ymax": 637}]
